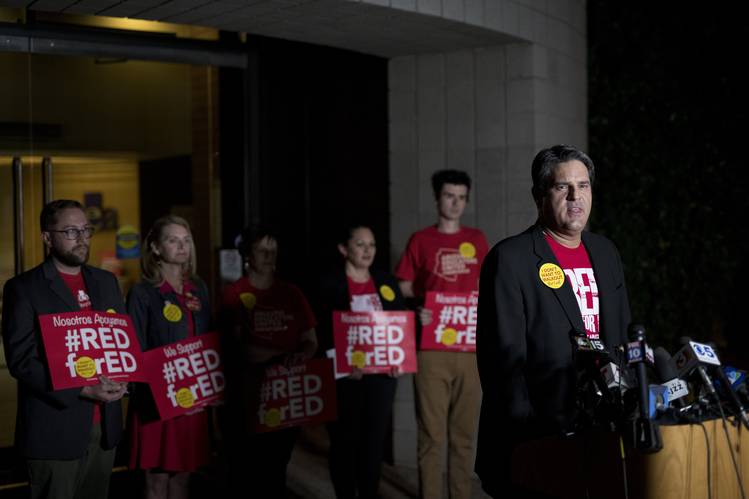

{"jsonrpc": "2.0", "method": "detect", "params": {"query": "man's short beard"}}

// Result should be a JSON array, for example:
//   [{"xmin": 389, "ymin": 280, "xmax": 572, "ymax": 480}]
[{"xmin": 51, "ymin": 245, "xmax": 89, "ymax": 267}]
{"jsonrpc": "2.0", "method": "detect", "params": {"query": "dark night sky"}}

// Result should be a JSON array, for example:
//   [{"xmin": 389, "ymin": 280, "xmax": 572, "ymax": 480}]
[{"xmin": 587, "ymin": 2, "xmax": 748, "ymax": 363}]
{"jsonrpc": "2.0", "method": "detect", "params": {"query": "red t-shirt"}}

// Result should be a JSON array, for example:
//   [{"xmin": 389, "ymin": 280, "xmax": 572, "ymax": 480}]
[
  {"xmin": 395, "ymin": 225, "xmax": 488, "ymax": 296},
  {"xmin": 222, "ymin": 278, "xmax": 317, "ymax": 352},
  {"xmin": 59, "ymin": 270, "xmax": 100, "ymax": 422},
  {"xmin": 347, "ymin": 277, "xmax": 383, "ymax": 312},
  {"xmin": 59, "ymin": 271, "xmax": 92, "ymax": 310},
  {"xmin": 545, "ymin": 234, "xmax": 600, "ymax": 340}
]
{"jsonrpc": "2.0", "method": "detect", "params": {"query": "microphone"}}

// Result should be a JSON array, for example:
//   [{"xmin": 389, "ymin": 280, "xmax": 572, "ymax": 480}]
[
  {"xmin": 570, "ymin": 330, "xmax": 620, "ymax": 429},
  {"xmin": 673, "ymin": 337, "xmax": 720, "ymax": 399},
  {"xmin": 653, "ymin": 346, "xmax": 690, "ymax": 408},
  {"xmin": 626, "ymin": 324, "xmax": 662, "ymax": 453},
  {"xmin": 720, "ymin": 366, "xmax": 749, "ymax": 406},
  {"xmin": 707, "ymin": 342, "xmax": 749, "ymax": 430}
]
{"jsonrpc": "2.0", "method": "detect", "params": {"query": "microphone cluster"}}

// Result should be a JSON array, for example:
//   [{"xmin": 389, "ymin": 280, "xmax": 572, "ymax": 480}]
[{"xmin": 570, "ymin": 325, "xmax": 749, "ymax": 454}]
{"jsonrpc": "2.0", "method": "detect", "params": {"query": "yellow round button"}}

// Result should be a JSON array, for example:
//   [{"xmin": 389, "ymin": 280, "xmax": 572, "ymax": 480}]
[
  {"xmin": 163, "ymin": 303, "xmax": 183, "ymax": 322},
  {"xmin": 539, "ymin": 263, "xmax": 565, "ymax": 289},
  {"xmin": 459, "ymin": 242, "xmax": 476, "ymax": 259},
  {"xmin": 379, "ymin": 285, "xmax": 396, "ymax": 302},
  {"xmin": 441, "ymin": 328, "xmax": 458, "ymax": 346},
  {"xmin": 75, "ymin": 356, "xmax": 97, "ymax": 378},
  {"xmin": 176, "ymin": 387, "xmax": 195, "ymax": 408},
  {"xmin": 240, "ymin": 292, "xmax": 257, "ymax": 310},
  {"xmin": 351, "ymin": 350, "xmax": 366, "ymax": 369},
  {"xmin": 264, "ymin": 408, "xmax": 282, "ymax": 427}
]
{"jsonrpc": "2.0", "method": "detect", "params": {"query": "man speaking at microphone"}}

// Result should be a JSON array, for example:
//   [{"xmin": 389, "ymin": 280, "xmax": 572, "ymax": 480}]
[
  {"xmin": 475, "ymin": 145, "xmax": 632, "ymax": 497},
  {"xmin": 2, "ymin": 200, "xmax": 128, "ymax": 499}
]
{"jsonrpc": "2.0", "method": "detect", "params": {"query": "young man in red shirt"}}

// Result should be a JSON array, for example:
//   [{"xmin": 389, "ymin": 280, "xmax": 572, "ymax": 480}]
[{"xmin": 395, "ymin": 170, "xmax": 489, "ymax": 499}]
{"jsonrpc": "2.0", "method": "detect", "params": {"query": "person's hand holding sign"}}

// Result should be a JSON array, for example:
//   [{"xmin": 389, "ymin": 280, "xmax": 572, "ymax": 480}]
[
  {"xmin": 417, "ymin": 306, "xmax": 433, "ymax": 326},
  {"xmin": 80, "ymin": 375, "xmax": 128, "ymax": 402}
]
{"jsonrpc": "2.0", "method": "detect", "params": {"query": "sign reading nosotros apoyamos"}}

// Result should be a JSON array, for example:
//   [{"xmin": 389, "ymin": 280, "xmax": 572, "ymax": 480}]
[
  {"xmin": 332, "ymin": 311, "xmax": 417, "ymax": 374},
  {"xmin": 144, "ymin": 332, "xmax": 224, "ymax": 421},
  {"xmin": 39, "ymin": 310, "xmax": 145, "ymax": 390},
  {"xmin": 420, "ymin": 292, "xmax": 478, "ymax": 353},
  {"xmin": 255, "ymin": 358, "xmax": 337, "ymax": 433}
]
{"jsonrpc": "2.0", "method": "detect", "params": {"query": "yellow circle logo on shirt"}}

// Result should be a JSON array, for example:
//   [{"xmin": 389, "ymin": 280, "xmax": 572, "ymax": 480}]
[
  {"xmin": 539, "ymin": 263, "xmax": 565, "ymax": 289},
  {"xmin": 176, "ymin": 387, "xmax": 195, "ymax": 408},
  {"xmin": 264, "ymin": 408, "xmax": 282, "ymax": 428},
  {"xmin": 106, "ymin": 308, "xmax": 116, "ymax": 314},
  {"xmin": 75, "ymin": 356, "xmax": 97, "ymax": 378},
  {"xmin": 379, "ymin": 285, "xmax": 396, "ymax": 302},
  {"xmin": 163, "ymin": 302, "xmax": 182, "ymax": 322},
  {"xmin": 351, "ymin": 350, "xmax": 366, "ymax": 369},
  {"xmin": 459, "ymin": 242, "xmax": 476, "ymax": 259},
  {"xmin": 240, "ymin": 292, "xmax": 257, "ymax": 310},
  {"xmin": 441, "ymin": 328, "xmax": 458, "ymax": 346}
]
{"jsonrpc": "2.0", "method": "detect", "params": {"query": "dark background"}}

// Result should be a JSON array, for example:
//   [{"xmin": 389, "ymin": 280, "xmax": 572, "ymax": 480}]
[{"xmin": 587, "ymin": 2, "xmax": 748, "ymax": 366}]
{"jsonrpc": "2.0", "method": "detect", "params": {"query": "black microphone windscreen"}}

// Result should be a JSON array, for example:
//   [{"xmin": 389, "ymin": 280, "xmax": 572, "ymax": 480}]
[
  {"xmin": 653, "ymin": 347, "xmax": 679, "ymax": 383},
  {"xmin": 678, "ymin": 336, "xmax": 692, "ymax": 346},
  {"xmin": 628, "ymin": 323, "xmax": 646, "ymax": 341}
]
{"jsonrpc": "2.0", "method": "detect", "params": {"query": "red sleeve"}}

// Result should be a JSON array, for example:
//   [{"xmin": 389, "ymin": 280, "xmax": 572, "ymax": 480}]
[{"xmin": 394, "ymin": 233, "xmax": 420, "ymax": 282}]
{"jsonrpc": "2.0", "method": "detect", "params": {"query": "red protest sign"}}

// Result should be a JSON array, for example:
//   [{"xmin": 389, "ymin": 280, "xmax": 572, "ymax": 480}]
[
  {"xmin": 143, "ymin": 332, "xmax": 225, "ymax": 421},
  {"xmin": 39, "ymin": 310, "xmax": 145, "ymax": 389},
  {"xmin": 332, "ymin": 311, "xmax": 417, "ymax": 374},
  {"xmin": 255, "ymin": 358, "xmax": 337, "ymax": 433},
  {"xmin": 420, "ymin": 292, "xmax": 478, "ymax": 352}
]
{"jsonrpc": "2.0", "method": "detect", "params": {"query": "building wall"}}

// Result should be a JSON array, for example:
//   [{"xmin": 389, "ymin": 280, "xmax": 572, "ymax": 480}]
[{"xmin": 387, "ymin": 0, "xmax": 588, "ymax": 468}]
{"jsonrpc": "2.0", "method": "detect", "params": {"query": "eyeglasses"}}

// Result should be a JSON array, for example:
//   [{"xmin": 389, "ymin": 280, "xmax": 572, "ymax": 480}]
[{"xmin": 46, "ymin": 227, "xmax": 96, "ymax": 240}]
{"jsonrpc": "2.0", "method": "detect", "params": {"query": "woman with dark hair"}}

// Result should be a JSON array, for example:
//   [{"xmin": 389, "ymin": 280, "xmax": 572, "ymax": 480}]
[
  {"xmin": 316, "ymin": 223, "xmax": 405, "ymax": 499},
  {"xmin": 221, "ymin": 225, "xmax": 318, "ymax": 497},
  {"xmin": 127, "ymin": 215, "xmax": 211, "ymax": 499}
]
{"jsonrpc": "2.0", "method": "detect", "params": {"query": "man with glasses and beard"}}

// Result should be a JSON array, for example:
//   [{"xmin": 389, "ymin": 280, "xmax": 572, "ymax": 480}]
[{"xmin": 2, "ymin": 199, "xmax": 128, "ymax": 499}]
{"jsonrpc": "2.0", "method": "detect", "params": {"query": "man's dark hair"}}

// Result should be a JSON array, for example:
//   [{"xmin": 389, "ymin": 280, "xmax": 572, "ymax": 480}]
[
  {"xmin": 531, "ymin": 145, "xmax": 595, "ymax": 205},
  {"xmin": 431, "ymin": 169, "xmax": 471, "ymax": 200},
  {"xmin": 236, "ymin": 224, "xmax": 279, "ymax": 260},
  {"xmin": 40, "ymin": 199, "xmax": 84, "ymax": 231}
]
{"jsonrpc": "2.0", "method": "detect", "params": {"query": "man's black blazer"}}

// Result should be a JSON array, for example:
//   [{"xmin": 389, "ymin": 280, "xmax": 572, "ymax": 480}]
[
  {"xmin": 475, "ymin": 225, "xmax": 631, "ymax": 477},
  {"xmin": 1, "ymin": 258, "xmax": 126, "ymax": 459}
]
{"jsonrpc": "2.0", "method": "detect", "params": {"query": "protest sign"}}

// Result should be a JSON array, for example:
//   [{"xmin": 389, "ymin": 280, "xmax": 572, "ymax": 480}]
[
  {"xmin": 39, "ymin": 310, "xmax": 145, "ymax": 389},
  {"xmin": 420, "ymin": 292, "xmax": 478, "ymax": 352},
  {"xmin": 332, "ymin": 311, "xmax": 416, "ymax": 374},
  {"xmin": 255, "ymin": 358, "xmax": 337, "ymax": 433},
  {"xmin": 143, "ymin": 331, "xmax": 224, "ymax": 420}
]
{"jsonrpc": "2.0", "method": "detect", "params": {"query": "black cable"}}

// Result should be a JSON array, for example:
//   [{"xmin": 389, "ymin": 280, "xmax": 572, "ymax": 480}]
[
  {"xmin": 618, "ymin": 435, "xmax": 629, "ymax": 499},
  {"xmin": 697, "ymin": 422, "xmax": 712, "ymax": 499},
  {"xmin": 715, "ymin": 401, "xmax": 747, "ymax": 499}
]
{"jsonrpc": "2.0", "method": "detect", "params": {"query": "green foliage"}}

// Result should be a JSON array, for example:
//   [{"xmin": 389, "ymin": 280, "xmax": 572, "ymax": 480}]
[{"xmin": 587, "ymin": 2, "xmax": 747, "ymax": 363}]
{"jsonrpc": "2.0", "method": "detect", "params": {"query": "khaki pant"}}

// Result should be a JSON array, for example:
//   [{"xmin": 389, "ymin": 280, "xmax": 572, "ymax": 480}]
[
  {"xmin": 27, "ymin": 423, "xmax": 115, "ymax": 499},
  {"xmin": 414, "ymin": 350, "xmax": 481, "ymax": 499}
]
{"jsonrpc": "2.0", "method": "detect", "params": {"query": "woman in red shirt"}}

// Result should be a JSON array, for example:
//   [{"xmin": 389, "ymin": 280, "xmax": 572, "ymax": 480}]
[
  {"xmin": 127, "ymin": 215, "xmax": 212, "ymax": 499},
  {"xmin": 220, "ymin": 226, "xmax": 317, "ymax": 497}
]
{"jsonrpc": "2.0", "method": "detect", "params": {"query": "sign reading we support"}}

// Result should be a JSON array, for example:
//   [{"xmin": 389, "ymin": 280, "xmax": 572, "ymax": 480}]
[
  {"xmin": 332, "ymin": 311, "xmax": 417, "ymax": 374},
  {"xmin": 420, "ymin": 292, "xmax": 478, "ymax": 353},
  {"xmin": 39, "ymin": 310, "xmax": 145, "ymax": 390},
  {"xmin": 143, "ymin": 332, "xmax": 225, "ymax": 421},
  {"xmin": 255, "ymin": 358, "xmax": 337, "ymax": 433}
]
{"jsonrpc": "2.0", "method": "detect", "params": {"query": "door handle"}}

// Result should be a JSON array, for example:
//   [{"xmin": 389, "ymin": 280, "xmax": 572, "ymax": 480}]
[{"xmin": 12, "ymin": 157, "xmax": 24, "ymax": 275}]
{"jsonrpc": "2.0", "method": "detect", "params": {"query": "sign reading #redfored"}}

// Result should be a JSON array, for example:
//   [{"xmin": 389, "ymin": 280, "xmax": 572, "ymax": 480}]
[
  {"xmin": 143, "ymin": 331, "xmax": 225, "ymax": 420},
  {"xmin": 420, "ymin": 292, "xmax": 478, "ymax": 353},
  {"xmin": 255, "ymin": 358, "xmax": 337, "ymax": 433},
  {"xmin": 39, "ymin": 310, "xmax": 145, "ymax": 390},
  {"xmin": 332, "ymin": 311, "xmax": 417, "ymax": 374}
]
